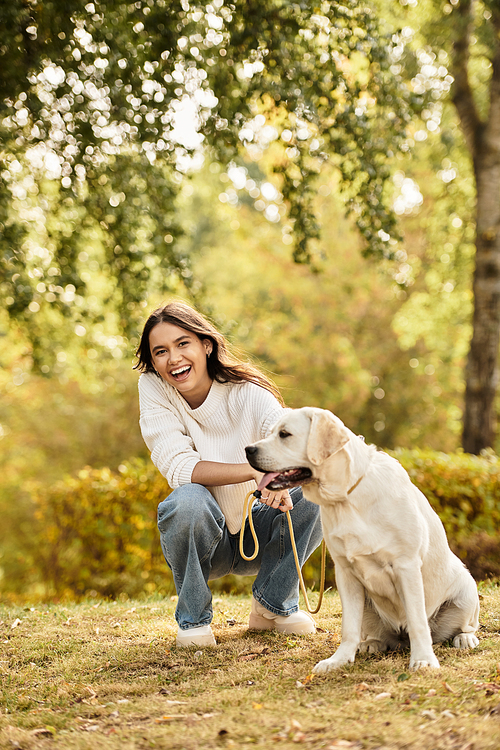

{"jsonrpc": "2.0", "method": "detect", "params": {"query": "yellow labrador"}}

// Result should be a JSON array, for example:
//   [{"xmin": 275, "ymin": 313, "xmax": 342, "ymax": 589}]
[{"xmin": 245, "ymin": 407, "xmax": 480, "ymax": 673}]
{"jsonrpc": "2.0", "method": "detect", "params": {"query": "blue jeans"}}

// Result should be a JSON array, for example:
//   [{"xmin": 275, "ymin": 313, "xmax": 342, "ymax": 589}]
[{"xmin": 157, "ymin": 484, "xmax": 322, "ymax": 630}]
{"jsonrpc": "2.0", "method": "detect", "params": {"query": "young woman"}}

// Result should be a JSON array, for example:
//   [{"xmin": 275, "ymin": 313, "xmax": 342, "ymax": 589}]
[{"xmin": 135, "ymin": 301, "xmax": 322, "ymax": 647}]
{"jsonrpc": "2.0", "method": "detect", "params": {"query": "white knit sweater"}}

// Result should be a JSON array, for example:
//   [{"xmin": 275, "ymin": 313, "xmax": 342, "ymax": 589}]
[{"xmin": 138, "ymin": 373, "xmax": 284, "ymax": 533}]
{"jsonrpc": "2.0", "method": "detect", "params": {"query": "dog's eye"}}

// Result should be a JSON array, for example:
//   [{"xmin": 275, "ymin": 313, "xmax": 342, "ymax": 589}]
[{"xmin": 279, "ymin": 430, "xmax": 291, "ymax": 439}]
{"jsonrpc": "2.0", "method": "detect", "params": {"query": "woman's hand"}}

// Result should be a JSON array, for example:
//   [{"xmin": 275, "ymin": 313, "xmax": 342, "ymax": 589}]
[
  {"xmin": 249, "ymin": 468, "xmax": 292, "ymax": 512},
  {"xmin": 259, "ymin": 487, "xmax": 293, "ymax": 513}
]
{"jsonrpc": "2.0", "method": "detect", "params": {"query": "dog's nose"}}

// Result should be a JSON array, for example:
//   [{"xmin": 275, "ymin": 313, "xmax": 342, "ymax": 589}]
[{"xmin": 245, "ymin": 445, "xmax": 258, "ymax": 458}]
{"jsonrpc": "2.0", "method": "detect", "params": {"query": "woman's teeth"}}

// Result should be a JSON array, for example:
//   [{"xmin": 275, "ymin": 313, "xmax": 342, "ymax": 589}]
[{"xmin": 172, "ymin": 366, "xmax": 191, "ymax": 378}]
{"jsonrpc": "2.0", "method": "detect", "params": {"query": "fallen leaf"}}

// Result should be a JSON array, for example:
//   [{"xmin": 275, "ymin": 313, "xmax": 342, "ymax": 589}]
[
  {"xmin": 237, "ymin": 647, "xmax": 269, "ymax": 662},
  {"xmin": 374, "ymin": 692, "xmax": 392, "ymax": 700},
  {"xmin": 354, "ymin": 682, "xmax": 370, "ymax": 693},
  {"xmin": 474, "ymin": 682, "xmax": 500, "ymax": 694},
  {"xmin": 273, "ymin": 730, "xmax": 289, "ymax": 741},
  {"xmin": 440, "ymin": 710, "xmax": 455, "ymax": 719},
  {"xmin": 442, "ymin": 681, "xmax": 456, "ymax": 693},
  {"xmin": 426, "ymin": 689, "xmax": 437, "ymax": 696},
  {"xmin": 93, "ymin": 661, "xmax": 110, "ymax": 673},
  {"xmin": 421, "ymin": 709, "xmax": 438, "ymax": 720},
  {"xmin": 252, "ymin": 702, "xmax": 263, "ymax": 710},
  {"xmin": 301, "ymin": 674, "xmax": 315, "ymax": 685},
  {"xmin": 11, "ymin": 619, "xmax": 21, "ymax": 629},
  {"xmin": 31, "ymin": 726, "xmax": 56, "ymax": 738},
  {"xmin": 155, "ymin": 715, "xmax": 184, "ymax": 723}
]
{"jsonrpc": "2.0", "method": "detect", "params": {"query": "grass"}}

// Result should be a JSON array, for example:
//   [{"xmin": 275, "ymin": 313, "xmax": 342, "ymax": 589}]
[{"xmin": 1, "ymin": 585, "xmax": 500, "ymax": 750}]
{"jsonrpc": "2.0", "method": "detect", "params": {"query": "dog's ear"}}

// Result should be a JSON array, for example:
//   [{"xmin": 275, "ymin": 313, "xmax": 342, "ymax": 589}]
[{"xmin": 307, "ymin": 410, "xmax": 350, "ymax": 466}]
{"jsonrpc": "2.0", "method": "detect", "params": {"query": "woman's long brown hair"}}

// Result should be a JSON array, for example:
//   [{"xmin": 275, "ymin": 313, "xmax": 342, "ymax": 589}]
[{"xmin": 134, "ymin": 301, "xmax": 284, "ymax": 405}]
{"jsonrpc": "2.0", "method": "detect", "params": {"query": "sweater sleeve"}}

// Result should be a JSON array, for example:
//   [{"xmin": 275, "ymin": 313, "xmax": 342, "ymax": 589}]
[
  {"xmin": 138, "ymin": 374, "xmax": 200, "ymax": 488},
  {"xmin": 241, "ymin": 382, "xmax": 285, "ymax": 439}
]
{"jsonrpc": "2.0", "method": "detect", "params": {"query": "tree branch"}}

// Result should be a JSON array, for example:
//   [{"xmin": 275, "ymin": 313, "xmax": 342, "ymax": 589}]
[{"xmin": 450, "ymin": 0, "xmax": 482, "ymax": 159}]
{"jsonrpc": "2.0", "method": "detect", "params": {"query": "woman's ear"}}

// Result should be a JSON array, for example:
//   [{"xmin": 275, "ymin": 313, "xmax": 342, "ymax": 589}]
[{"xmin": 204, "ymin": 339, "xmax": 213, "ymax": 356}]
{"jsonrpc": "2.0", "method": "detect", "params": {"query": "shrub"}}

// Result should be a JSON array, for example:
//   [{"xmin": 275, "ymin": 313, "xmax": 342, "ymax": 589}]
[
  {"xmin": 391, "ymin": 447, "xmax": 500, "ymax": 580},
  {"xmin": 25, "ymin": 459, "xmax": 174, "ymax": 599}
]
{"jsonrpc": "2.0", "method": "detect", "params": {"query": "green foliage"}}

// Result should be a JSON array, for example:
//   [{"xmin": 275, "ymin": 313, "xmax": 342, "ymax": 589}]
[
  {"xmin": 16, "ymin": 460, "xmax": 172, "ymax": 600},
  {"xmin": 0, "ymin": 0, "xmax": 413, "ymax": 368}
]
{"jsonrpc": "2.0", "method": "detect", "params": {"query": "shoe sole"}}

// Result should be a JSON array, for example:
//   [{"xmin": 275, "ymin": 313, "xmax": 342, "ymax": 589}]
[
  {"xmin": 175, "ymin": 634, "xmax": 217, "ymax": 647},
  {"xmin": 248, "ymin": 612, "xmax": 316, "ymax": 635}
]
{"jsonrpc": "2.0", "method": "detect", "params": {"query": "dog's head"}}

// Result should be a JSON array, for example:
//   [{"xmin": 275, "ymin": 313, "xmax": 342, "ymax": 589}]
[{"xmin": 245, "ymin": 407, "xmax": 351, "ymax": 491}]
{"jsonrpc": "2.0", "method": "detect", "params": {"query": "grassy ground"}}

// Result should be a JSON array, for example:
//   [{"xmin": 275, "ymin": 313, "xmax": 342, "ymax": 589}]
[{"xmin": 1, "ymin": 585, "xmax": 500, "ymax": 750}]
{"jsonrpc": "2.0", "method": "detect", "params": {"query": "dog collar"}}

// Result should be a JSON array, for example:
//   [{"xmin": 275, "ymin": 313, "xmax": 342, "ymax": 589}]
[{"xmin": 347, "ymin": 475, "xmax": 364, "ymax": 495}]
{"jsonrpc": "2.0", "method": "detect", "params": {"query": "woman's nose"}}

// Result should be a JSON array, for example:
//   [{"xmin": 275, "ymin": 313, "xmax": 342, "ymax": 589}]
[{"xmin": 168, "ymin": 349, "xmax": 182, "ymax": 364}]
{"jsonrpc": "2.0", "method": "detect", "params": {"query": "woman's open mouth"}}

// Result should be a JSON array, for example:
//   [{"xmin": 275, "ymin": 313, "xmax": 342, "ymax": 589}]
[
  {"xmin": 171, "ymin": 365, "xmax": 191, "ymax": 382},
  {"xmin": 257, "ymin": 467, "xmax": 313, "ymax": 491}
]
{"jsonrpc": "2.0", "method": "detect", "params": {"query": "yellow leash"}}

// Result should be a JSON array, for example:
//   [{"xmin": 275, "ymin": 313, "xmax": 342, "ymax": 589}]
[{"xmin": 239, "ymin": 490, "xmax": 327, "ymax": 615}]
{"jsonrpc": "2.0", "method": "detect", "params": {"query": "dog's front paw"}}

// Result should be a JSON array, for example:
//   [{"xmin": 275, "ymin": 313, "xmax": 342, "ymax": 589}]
[
  {"xmin": 410, "ymin": 653, "xmax": 440, "ymax": 671},
  {"xmin": 312, "ymin": 650, "xmax": 356, "ymax": 674},
  {"xmin": 312, "ymin": 657, "xmax": 345, "ymax": 674},
  {"xmin": 453, "ymin": 632, "xmax": 479, "ymax": 649}
]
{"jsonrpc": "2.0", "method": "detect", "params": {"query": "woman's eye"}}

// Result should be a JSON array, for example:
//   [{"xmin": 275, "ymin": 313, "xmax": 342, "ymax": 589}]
[{"xmin": 279, "ymin": 430, "xmax": 291, "ymax": 439}]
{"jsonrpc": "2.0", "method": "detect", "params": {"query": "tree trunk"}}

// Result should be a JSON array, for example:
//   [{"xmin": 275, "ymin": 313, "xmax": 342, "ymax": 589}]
[
  {"xmin": 455, "ymin": 1, "xmax": 500, "ymax": 453},
  {"xmin": 462, "ymin": 153, "xmax": 500, "ymax": 453}
]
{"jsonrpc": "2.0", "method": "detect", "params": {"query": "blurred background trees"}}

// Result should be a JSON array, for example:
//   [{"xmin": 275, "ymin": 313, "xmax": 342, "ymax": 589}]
[
  {"xmin": 0, "ymin": 0, "xmax": 409, "ymax": 366},
  {"xmin": 2, "ymin": 0, "xmax": 500, "ymax": 597}
]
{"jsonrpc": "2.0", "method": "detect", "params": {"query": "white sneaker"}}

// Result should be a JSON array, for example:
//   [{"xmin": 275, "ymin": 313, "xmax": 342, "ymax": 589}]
[
  {"xmin": 248, "ymin": 598, "xmax": 316, "ymax": 635},
  {"xmin": 175, "ymin": 624, "xmax": 216, "ymax": 647}
]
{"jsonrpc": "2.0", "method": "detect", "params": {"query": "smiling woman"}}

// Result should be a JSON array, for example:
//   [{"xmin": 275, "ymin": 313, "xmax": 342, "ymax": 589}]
[{"xmin": 134, "ymin": 301, "xmax": 322, "ymax": 647}]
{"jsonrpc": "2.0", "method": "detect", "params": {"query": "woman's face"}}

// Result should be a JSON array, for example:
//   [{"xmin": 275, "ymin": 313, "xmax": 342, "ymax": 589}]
[{"xmin": 149, "ymin": 321, "xmax": 213, "ymax": 408}]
